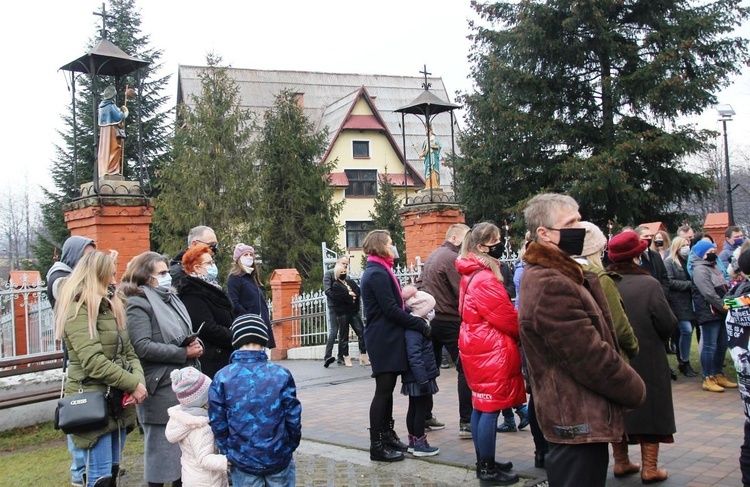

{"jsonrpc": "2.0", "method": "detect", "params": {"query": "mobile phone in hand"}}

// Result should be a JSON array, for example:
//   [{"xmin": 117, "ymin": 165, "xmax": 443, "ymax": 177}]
[{"xmin": 122, "ymin": 392, "xmax": 133, "ymax": 407}]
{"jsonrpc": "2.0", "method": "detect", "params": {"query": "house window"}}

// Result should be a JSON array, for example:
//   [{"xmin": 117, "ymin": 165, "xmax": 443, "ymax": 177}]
[
  {"xmin": 353, "ymin": 140, "xmax": 370, "ymax": 158},
  {"xmin": 345, "ymin": 169, "xmax": 377, "ymax": 197},
  {"xmin": 346, "ymin": 221, "xmax": 371, "ymax": 248}
]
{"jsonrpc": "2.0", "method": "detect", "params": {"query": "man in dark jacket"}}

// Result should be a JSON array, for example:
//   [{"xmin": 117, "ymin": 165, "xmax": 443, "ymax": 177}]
[
  {"xmin": 419, "ymin": 223, "xmax": 470, "ymax": 438},
  {"xmin": 519, "ymin": 193, "xmax": 646, "ymax": 487},
  {"xmin": 169, "ymin": 226, "xmax": 219, "ymax": 290}
]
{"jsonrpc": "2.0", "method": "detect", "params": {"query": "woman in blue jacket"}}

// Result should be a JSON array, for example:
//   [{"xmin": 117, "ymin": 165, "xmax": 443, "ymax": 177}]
[
  {"xmin": 226, "ymin": 244, "xmax": 276, "ymax": 350},
  {"xmin": 360, "ymin": 230, "xmax": 431, "ymax": 463}
]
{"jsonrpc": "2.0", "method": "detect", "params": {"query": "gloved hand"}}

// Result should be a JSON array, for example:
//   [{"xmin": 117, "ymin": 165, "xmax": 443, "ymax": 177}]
[{"xmin": 418, "ymin": 381, "xmax": 431, "ymax": 395}]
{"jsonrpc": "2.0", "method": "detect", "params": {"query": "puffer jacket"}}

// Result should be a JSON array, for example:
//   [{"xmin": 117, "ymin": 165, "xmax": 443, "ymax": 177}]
[
  {"xmin": 692, "ymin": 257, "xmax": 729, "ymax": 325},
  {"xmin": 518, "ymin": 243, "xmax": 646, "ymax": 444},
  {"xmin": 208, "ymin": 350, "xmax": 301, "ymax": 476},
  {"xmin": 456, "ymin": 254, "xmax": 525, "ymax": 412},
  {"xmin": 664, "ymin": 255, "xmax": 696, "ymax": 321},
  {"xmin": 165, "ymin": 406, "xmax": 228, "ymax": 487},
  {"xmin": 62, "ymin": 302, "xmax": 145, "ymax": 449},
  {"xmin": 401, "ymin": 328, "xmax": 440, "ymax": 387}
]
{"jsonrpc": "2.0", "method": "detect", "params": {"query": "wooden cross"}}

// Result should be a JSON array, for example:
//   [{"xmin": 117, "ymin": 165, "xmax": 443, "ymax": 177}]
[
  {"xmin": 420, "ymin": 64, "xmax": 432, "ymax": 90},
  {"xmin": 93, "ymin": 3, "xmax": 109, "ymax": 40}
]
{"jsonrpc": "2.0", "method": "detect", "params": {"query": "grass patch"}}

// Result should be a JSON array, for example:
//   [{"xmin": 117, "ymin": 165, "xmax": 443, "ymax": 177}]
[
  {"xmin": 0, "ymin": 422, "xmax": 144, "ymax": 486},
  {"xmin": 666, "ymin": 336, "xmax": 738, "ymax": 382}
]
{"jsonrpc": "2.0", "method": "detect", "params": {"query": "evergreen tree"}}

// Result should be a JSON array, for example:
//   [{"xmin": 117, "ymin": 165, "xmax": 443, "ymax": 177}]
[
  {"xmin": 458, "ymin": 0, "xmax": 749, "ymax": 228},
  {"xmin": 255, "ymin": 89, "xmax": 342, "ymax": 290},
  {"xmin": 34, "ymin": 0, "xmax": 171, "ymax": 276},
  {"xmin": 369, "ymin": 172, "xmax": 406, "ymax": 263},
  {"xmin": 153, "ymin": 54, "xmax": 256, "ymax": 277}
]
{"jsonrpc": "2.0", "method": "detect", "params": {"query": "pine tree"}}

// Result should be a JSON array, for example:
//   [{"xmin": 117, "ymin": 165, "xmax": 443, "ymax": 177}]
[
  {"xmin": 255, "ymin": 89, "xmax": 342, "ymax": 289},
  {"xmin": 369, "ymin": 172, "xmax": 406, "ymax": 263},
  {"xmin": 458, "ymin": 0, "xmax": 749, "ymax": 228},
  {"xmin": 34, "ymin": 0, "xmax": 171, "ymax": 276},
  {"xmin": 153, "ymin": 54, "xmax": 256, "ymax": 277}
]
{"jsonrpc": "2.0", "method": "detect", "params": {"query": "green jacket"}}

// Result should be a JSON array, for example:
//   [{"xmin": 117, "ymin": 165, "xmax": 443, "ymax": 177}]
[
  {"xmin": 62, "ymin": 301, "xmax": 145, "ymax": 449},
  {"xmin": 583, "ymin": 264, "xmax": 639, "ymax": 360}
]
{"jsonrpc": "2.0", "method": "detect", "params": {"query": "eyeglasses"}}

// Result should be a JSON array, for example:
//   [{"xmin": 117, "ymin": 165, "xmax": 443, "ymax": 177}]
[
  {"xmin": 197, "ymin": 240, "xmax": 219, "ymax": 250},
  {"xmin": 151, "ymin": 270, "xmax": 169, "ymax": 278},
  {"xmin": 197, "ymin": 260, "xmax": 214, "ymax": 268}
]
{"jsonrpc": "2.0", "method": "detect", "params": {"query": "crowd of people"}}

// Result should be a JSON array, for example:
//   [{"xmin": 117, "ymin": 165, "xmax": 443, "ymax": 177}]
[{"xmin": 50, "ymin": 199, "xmax": 750, "ymax": 486}]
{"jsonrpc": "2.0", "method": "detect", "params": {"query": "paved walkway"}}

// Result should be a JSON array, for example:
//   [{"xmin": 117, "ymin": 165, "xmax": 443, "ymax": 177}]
[{"xmin": 121, "ymin": 359, "xmax": 746, "ymax": 486}]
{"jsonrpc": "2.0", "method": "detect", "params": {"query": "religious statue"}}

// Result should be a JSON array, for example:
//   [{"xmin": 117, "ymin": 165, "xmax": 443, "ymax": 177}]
[
  {"xmin": 418, "ymin": 126, "xmax": 441, "ymax": 189},
  {"xmin": 97, "ymin": 85, "xmax": 129, "ymax": 178}
]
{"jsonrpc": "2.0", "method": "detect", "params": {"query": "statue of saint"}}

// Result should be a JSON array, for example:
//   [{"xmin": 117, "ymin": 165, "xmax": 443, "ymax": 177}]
[
  {"xmin": 97, "ymin": 85, "xmax": 128, "ymax": 178},
  {"xmin": 418, "ymin": 126, "xmax": 441, "ymax": 189}
]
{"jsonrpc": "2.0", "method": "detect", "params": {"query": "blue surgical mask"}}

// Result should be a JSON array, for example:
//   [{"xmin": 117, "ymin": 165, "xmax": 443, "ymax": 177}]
[
  {"xmin": 735, "ymin": 238, "xmax": 745, "ymax": 247},
  {"xmin": 156, "ymin": 274, "xmax": 172, "ymax": 289},
  {"xmin": 205, "ymin": 264, "xmax": 219, "ymax": 279}
]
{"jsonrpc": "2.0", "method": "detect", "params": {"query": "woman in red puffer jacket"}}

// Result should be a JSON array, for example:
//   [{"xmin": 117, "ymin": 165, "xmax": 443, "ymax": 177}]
[{"xmin": 457, "ymin": 222, "xmax": 525, "ymax": 485}]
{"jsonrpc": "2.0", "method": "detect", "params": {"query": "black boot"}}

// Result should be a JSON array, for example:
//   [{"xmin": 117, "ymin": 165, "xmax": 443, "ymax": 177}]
[
  {"xmin": 477, "ymin": 460, "xmax": 519, "ymax": 486},
  {"xmin": 382, "ymin": 419, "xmax": 408, "ymax": 452},
  {"xmin": 679, "ymin": 360, "xmax": 698, "ymax": 377},
  {"xmin": 534, "ymin": 450, "xmax": 546, "ymax": 468},
  {"xmin": 111, "ymin": 465, "xmax": 119, "ymax": 487},
  {"xmin": 369, "ymin": 428, "xmax": 404, "ymax": 462},
  {"xmin": 475, "ymin": 453, "xmax": 513, "ymax": 478},
  {"xmin": 93, "ymin": 477, "xmax": 113, "ymax": 487}
]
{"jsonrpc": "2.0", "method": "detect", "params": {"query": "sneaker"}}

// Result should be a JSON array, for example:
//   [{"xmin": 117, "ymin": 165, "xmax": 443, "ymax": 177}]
[
  {"xmin": 412, "ymin": 434, "xmax": 440, "ymax": 457},
  {"xmin": 715, "ymin": 373, "xmax": 738, "ymax": 388},
  {"xmin": 425, "ymin": 415, "xmax": 445, "ymax": 431},
  {"xmin": 323, "ymin": 356, "xmax": 335, "ymax": 368},
  {"xmin": 516, "ymin": 405, "xmax": 529, "ymax": 430},
  {"xmin": 458, "ymin": 422, "xmax": 472, "ymax": 439},
  {"xmin": 497, "ymin": 420, "xmax": 517, "ymax": 432},
  {"xmin": 440, "ymin": 357, "xmax": 451, "ymax": 369},
  {"xmin": 71, "ymin": 482, "xmax": 84, "ymax": 487},
  {"xmin": 702, "ymin": 376, "xmax": 725, "ymax": 393}
]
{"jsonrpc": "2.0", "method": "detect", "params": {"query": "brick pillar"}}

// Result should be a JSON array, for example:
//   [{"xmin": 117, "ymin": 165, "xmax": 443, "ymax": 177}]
[
  {"xmin": 400, "ymin": 203, "xmax": 465, "ymax": 267},
  {"xmin": 62, "ymin": 195, "xmax": 154, "ymax": 279},
  {"xmin": 8, "ymin": 271, "xmax": 42, "ymax": 355},
  {"xmin": 270, "ymin": 269, "xmax": 302, "ymax": 361},
  {"xmin": 705, "ymin": 212, "xmax": 729, "ymax": 254}
]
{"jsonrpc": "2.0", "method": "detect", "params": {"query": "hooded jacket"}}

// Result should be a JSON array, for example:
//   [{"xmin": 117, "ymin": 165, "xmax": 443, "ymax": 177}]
[
  {"xmin": 456, "ymin": 254, "xmax": 525, "ymax": 412},
  {"xmin": 518, "ymin": 242, "xmax": 646, "ymax": 444},
  {"xmin": 46, "ymin": 236, "xmax": 95, "ymax": 307},
  {"xmin": 692, "ymin": 256, "xmax": 729, "ymax": 325},
  {"xmin": 165, "ymin": 406, "xmax": 228, "ymax": 487}
]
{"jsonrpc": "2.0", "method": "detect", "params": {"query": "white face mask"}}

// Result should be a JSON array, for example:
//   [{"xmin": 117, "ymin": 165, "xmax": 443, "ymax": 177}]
[
  {"xmin": 679, "ymin": 247, "xmax": 690, "ymax": 258},
  {"xmin": 156, "ymin": 273, "xmax": 172, "ymax": 289},
  {"xmin": 240, "ymin": 257, "xmax": 254, "ymax": 273}
]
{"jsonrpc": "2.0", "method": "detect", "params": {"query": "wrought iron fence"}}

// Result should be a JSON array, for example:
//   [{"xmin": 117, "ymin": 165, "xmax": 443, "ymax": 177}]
[{"xmin": 0, "ymin": 274, "xmax": 57, "ymax": 359}]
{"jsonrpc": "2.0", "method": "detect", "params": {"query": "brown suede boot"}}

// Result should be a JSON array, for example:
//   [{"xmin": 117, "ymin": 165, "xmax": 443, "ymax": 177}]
[
  {"xmin": 640, "ymin": 443, "xmax": 668, "ymax": 484},
  {"xmin": 715, "ymin": 373, "xmax": 738, "ymax": 388},
  {"xmin": 612, "ymin": 440, "xmax": 640, "ymax": 477}
]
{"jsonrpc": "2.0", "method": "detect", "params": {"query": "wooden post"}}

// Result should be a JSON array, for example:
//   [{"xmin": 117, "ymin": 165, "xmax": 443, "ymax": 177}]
[{"xmin": 269, "ymin": 269, "xmax": 302, "ymax": 361}]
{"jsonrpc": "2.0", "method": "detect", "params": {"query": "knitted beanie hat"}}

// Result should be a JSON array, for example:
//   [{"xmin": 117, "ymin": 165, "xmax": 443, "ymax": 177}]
[
  {"xmin": 231, "ymin": 313, "xmax": 269, "ymax": 349},
  {"xmin": 578, "ymin": 221, "xmax": 608, "ymax": 258},
  {"xmin": 608, "ymin": 231, "xmax": 648, "ymax": 263},
  {"xmin": 402, "ymin": 285, "xmax": 436, "ymax": 318},
  {"xmin": 233, "ymin": 243, "xmax": 255, "ymax": 262},
  {"xmin": 693, "ymin": 240, "xmax": 716, "ymax": 259},
  {"xmin": 170, "ymin": 367, "xmax": 211, "ymax": 408}
]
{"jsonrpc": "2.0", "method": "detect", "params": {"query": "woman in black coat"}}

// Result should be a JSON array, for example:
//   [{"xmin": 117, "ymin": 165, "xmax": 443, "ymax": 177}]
[
  {"xmin": 226, "ymin": 244, "xmax": 275, "ymax": 349},
  {"xmin": 177, "ymin": 244, "xmax": 234, "ymax": 379},
  {"xmin": 607, "ymin": 232, "xmax": 677, "ymax": 484},
  {"xmin": 326, "ymin": 261, "xmax": 366, "ymax": 367},
  {"xmin": 664, "ymin": 236, "xmax": 698, "ymax": 376},
  {"xmin": 360, "ymin": 230, "xmax": 430, "ymax": 463}
]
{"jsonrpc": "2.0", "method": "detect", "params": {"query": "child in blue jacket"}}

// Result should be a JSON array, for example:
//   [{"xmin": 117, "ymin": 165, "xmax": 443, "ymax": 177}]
[
  {"xmin": 401, "ymin": 285, "xmax": 440, "ymax": 457},
  {"xmin": 208, "ymin": 314, "xmax": 302, "ymax": 486}
]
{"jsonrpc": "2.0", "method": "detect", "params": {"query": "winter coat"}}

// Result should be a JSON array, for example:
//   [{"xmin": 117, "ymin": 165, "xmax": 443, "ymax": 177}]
[
  {"xmin": 513, "ymin": 260, "xmax": 525, "ymax": 309},
  {"xmin": 208, "ymin": 350, "xmax": 301, "ymax": 476},
  {"xmin": 361, "ymin": 260, "xmax": 429, "ymax": 375},
  {"xmin": 720, "ymin": 239, "xmax": 741, "ymax": 270},
  {"xmin": 165, "ymin": 406, "xmax": 228, "ymax": 487},
  {"xmin": 62, "ymin": 302, "xmax": 145, "ymax": 449},
  {"xmin": 518, "ymin": 242, "xmax": 646, "ymax": 445},
  {"xmin": 692, "ymin": 257, "xmax": 729, "ymax": 325},
  {"xmin": 456, "ymin": 254, "xmax": 525, "ymax": 413},
  {"xmin": 641, "ymin": 249, "xmax": 670, "ymax": 299},
  {"xmin": 611, "ymin": 264, "xmax": 678, "ymax": 436},
  {"xmin": 125, "ymin": 290, "xmax": 197, "ymax": 425},
  {"xmin": 401, "ymin": 328, "xmax": 440, "ymax": 386},
  {"xmin": 226, "ymin": 273, "xmax": 275, "ymax": 349},
  {"xmin": 419, "ymin": 241, "xmax": 462, "ymax": 323},
  {"xmin": 582, "ymin": 263, "xmax": 639, "ymax": 360},
  {"xmin": 327, "ymin": 278, "xmax": 361, "ymax": 315},
  {"xmin": 178, "ymin": 276, "xmax": 234, "ymax": 378},
  {"xmin": 664, "ymin": 255, "xmax": 696, "ymax": 321},
  {"xmin": 169, "ymin": 250, "xmax": 188, "ymax": 291}
]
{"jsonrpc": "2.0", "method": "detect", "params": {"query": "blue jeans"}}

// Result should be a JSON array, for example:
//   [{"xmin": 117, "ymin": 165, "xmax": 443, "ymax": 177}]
[
  {"xmin": 231, "ymin": 460, "xmax": 296, "ymax": 487},
  {"xmin": 678, "ymin": 320, "xmax": 694, "ymax": 362},
  {"xmin": 68, "ymin": 435, "xmax": 87, "ymax": 483},
  {"xmin": 69, "ymin": 428, "xmax": 126, "ymax": 487},
  {"xmin": 471, "ymin": 409, "xmax": 500, "ymax": 461},
  {"xmin": 700, "ymin": 319, "xmax": 728, "ymax": 378}
]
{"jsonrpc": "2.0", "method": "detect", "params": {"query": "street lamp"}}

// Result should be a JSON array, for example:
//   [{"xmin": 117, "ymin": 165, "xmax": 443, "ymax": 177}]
[{"xmin": 717, "ymin": 104, "xmax": 736, "ymax": 225}]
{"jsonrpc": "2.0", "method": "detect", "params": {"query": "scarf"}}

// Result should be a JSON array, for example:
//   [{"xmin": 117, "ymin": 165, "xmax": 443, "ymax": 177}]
[
  {"xmin": 189, "ymin": 271, "xmax": 222, "ymax": 289},
  {"xmin": 367, "ymin": 255, "xmax": 404, "ymax": 309},
  {"xmin": 142, "ymin": 286, "xmax": 193, "ymax": 345},
  {"xmin": 180, "ymin": 404, "xmax": 209, "ymax": 417}
]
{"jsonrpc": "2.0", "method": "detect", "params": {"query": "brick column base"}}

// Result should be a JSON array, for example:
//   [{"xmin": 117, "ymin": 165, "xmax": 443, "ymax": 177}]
[
  {"xmin": 400, "ymin": 203, "xmax": 465, "ymax": 267},
  {"xmin": 270, "ymin": 269, "xmax": 302, "ymax": 361}
]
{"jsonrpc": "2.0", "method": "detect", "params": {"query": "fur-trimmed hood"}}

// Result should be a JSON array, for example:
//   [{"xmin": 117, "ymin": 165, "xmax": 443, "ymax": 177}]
[
  {"xmin": 166, "ymin": 405, "xmax": 210, "ymax": 442},
  {"xmin": 523, "ymin": 242, "xmax": 584, "ymax": 284}
]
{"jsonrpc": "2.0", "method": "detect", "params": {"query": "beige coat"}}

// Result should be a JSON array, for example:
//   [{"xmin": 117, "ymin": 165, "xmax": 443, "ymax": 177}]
[{"xmin": 165, "ymin": 406, "xmax": 228, "ymax": 487}]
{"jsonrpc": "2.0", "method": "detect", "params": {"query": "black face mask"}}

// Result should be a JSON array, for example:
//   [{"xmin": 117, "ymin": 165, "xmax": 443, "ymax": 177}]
[
  {"xmin": 486, "ymin": 243, "xmax": 505, "ymax": 259},
  {"xmin": 642, "ymin": 238, "xmax": 652, "ymax": 247},
  {"xmin": 549, "ymin": 227, "xmax": 587, "ymax": 256},
  {"xmin": 705, "ymin": 253, "xmax": 718, "ymax": 263},
  {"xmin": 340, "ymin": 273, "xmax": 347, "ymax": 279},
  {"xmin": 654, "ymin": 240, "xmax": 664, "ymax": 248}
]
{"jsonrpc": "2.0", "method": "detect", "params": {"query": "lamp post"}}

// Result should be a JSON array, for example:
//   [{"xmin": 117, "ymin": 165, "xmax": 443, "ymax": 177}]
[{"xmin": 717, "ymin": 104, "xmax": 736, "ymax": 226}]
